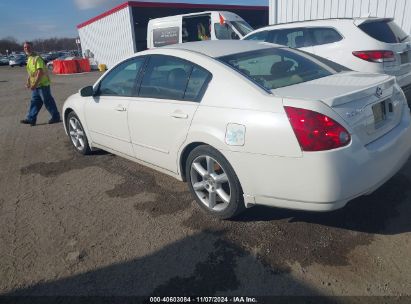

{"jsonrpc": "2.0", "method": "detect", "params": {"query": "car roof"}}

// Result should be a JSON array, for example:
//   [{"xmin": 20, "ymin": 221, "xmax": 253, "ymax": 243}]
[
  {"xmin": 163, "ymin": 40, "xmax": 280, "ymax": 58},
  {"xmin": 246, "ymin": 17, "xmax": 394, "ymax": 33}
]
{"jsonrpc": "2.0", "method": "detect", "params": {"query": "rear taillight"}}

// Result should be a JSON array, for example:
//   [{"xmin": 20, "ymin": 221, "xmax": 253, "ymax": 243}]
[
  {"xmin": 284, "ymin": 106, "xmax": 351, "ymax": 152},
  {"xmin": 352, "ymin": 50, "xmax": 395, "ymax": 63}
]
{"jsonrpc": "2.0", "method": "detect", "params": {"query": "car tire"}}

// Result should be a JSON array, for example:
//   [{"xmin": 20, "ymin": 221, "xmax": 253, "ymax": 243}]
[
  {"xmin": 186, "ymin": 145, "xmax": 245, "ymax": 219},
  {"xmin": 66, "ymin": 112, "xmax": 91, "ymax": 155}
]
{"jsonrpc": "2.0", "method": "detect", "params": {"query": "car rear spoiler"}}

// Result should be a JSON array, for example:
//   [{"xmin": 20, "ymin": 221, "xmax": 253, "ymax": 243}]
[{"xmin": 353, "ymin": 17, "xmax": 394, "ymax": 26}]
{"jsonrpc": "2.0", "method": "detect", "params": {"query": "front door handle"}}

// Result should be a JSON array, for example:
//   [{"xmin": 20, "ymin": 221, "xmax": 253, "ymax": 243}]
[
  {"xmin": 171, "ymin": 112, "xmax": 188, "ymax": 119},
  {"xmin": 115, "ymin": 105, "xmax": 127, "ymax": 112}
]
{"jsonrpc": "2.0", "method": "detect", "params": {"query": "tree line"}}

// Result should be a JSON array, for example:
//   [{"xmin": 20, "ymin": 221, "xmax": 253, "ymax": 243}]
[{"xmin": 0, "ymin": 37, "xmax": 77, "ymax": 55}]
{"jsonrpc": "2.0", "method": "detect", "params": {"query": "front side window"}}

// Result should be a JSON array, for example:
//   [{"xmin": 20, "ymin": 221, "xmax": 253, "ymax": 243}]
[
  {"xmin": 139, "ymin": 55, "xmax": 193, "ymax": 100},
  {"xmin": 98, "ymin": 58, "xmax": 145, "ymax": 96},
  {"xmin": 214, "ymin": 23, "xmax": 239, "ymax": 40},
  {"xmin": 229, "ymin": 21, "xmax": 253, "ymax": 37},
  {"xmin": 218, "ymin": 48, "xmax": 334, "ymax": 90},
  {"xmin": 310, "ymin": 27, "xmax": 343, "ymax": 45}
]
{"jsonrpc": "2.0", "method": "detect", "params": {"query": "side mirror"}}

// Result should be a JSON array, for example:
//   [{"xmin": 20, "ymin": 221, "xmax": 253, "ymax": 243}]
[{"xmin": 79, "ymin": 86, "xmax": 94, "ymax": 97}]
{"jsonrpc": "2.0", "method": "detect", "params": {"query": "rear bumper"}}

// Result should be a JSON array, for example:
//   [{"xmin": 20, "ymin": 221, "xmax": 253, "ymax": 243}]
[
  {"xmin": 401, "ymin": 83, "xmax": 411, "ymax": 107},
  {"xmin": 225, "ymin": 106, "xmax": 411, "ymax": 212},
  {"xmin": 397, "ymin": 71, "xmax": 411, "ymax": 105}
]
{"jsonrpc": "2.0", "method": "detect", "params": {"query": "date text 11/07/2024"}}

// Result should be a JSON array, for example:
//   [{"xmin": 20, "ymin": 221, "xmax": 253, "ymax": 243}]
[{"xmin": 149, "ymin": 296, "xmax": 258, "ymax": 303}]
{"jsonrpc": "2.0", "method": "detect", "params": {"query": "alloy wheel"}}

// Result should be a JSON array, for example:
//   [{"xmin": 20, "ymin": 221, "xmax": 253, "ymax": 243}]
[
  {"xmin": 68, "ymin": 116, "xmax": 86, "ymax": 151},
  {"xmin": 190, "ymin": 155, "xmax": 231, "ymax": 212}
]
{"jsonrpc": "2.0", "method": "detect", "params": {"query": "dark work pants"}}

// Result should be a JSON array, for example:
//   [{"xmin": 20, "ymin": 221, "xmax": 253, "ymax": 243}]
[{"xmin": 26, "ymin": 85, "xmax": 60, "ymax": 122}]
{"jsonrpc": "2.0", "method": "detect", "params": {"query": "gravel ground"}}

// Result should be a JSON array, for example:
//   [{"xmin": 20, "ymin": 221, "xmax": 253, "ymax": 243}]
[{"xmin": 0, "ymin": 65, "xmax": 411, "ymax": 300}]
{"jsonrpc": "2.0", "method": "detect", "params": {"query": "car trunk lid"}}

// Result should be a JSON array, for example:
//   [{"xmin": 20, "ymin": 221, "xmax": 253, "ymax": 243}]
[{"xmin": 273, "ymin": 72, "xmax": 404, "ymax": 146}]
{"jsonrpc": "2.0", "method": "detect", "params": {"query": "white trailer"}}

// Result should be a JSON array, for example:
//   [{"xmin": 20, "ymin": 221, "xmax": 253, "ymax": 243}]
[
  {"xmin": 77, "ymin": 3, "xmax": 136, "ymax": 69},
  {"xmin": 77, "ymin": 1, "xmax": 268, "ymax": 68},
  {"xmin": 269, "ymin": 0, "xmax": 411, "ymax": 35}
]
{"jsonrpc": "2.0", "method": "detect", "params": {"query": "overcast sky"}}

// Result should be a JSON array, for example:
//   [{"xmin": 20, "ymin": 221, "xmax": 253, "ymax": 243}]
[{"xmin": 0, "ymin": 0, "xmax": 268, "ymax": 42}]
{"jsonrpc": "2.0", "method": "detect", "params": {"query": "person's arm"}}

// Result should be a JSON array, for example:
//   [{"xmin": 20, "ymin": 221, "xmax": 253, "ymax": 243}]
[{"xmin": 25, "ymin": 75, "xmax": 30, "ymax": 89}]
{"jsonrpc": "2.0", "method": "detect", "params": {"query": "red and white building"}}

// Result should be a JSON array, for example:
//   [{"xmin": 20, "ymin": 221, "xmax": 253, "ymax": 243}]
[{"xmin": 77, "ymin": 1, "xmax": 268, "ymax": 68}]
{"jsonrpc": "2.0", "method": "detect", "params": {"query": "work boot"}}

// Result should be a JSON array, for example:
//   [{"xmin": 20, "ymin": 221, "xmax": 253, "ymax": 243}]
[
  {"xmin": 20, "ymin": 119, "xmax": 36, "ymax": 126},
  {"xmin": 48, "ymin": 118, "xmax": 61, "ymax": 124}
]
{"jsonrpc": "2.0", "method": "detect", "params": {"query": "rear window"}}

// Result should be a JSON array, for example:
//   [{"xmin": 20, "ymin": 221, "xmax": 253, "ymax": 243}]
[
  {"xmin": 218, "ymin": 48, "xmax": 334, "ymax": 90},
  {"xmin": 358, "ymin": 20, "xmax": 410, "ymax": 43}
]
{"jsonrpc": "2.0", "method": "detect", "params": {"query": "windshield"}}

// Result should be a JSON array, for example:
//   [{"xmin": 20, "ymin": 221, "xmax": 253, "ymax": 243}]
[
  {"xmin": 229, "ymin": 21, "xmax": 253, "ymax": 36},
  {"xmin": 358, "ymin": 20, "xmax": 410, "ymax": 43},
  {"xmin": 218, "ymin": 48, "xmax": 334, "ymax": 90}
]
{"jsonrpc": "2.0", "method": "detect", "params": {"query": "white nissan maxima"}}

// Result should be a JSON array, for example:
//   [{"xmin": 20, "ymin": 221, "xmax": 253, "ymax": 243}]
[{"xmin": 63, "ymin": 40, "xmax": 411, "ymax": 219}]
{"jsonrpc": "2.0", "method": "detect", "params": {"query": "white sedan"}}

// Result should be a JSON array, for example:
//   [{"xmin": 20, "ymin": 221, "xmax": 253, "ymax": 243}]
[{"xmin": 63, "ymin": 40, "xmax": 411, "ymax": 219}]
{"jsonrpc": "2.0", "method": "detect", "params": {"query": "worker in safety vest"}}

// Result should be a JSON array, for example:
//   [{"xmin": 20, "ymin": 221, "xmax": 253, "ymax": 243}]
[{"xmin": 20, "ymin": 41, "xmax": 60, "ymax": 126}]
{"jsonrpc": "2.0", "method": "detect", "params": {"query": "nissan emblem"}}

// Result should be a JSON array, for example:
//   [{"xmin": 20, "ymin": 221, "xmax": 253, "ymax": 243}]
[{"xmin": 376, "ymin": 86, "xmax": 383, "ymax": 98}]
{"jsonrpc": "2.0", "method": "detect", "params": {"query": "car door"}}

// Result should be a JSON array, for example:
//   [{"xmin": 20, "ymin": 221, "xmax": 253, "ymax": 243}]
[
  {"xmin": 84, "ymin": 57, "xmax": 146, "ymax": 157},
  {"xmin": 128, "ymin": 55, "xmax": 211, "ymax": 173}
]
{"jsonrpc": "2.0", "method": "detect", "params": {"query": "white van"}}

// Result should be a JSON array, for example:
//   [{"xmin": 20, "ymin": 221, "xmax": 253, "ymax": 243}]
[{"xmin": 147, "ymin": 11, "xmax": 254, "ymax": 48}]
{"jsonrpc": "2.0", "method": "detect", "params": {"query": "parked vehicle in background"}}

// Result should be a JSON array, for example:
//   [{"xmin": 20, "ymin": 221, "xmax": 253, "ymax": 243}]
[
  {"xmin": 40, "ymin": 53, "xmax": 53, "ymax": 63},
  {"xmin": 9, "ymin": 55, "xmax": 27, "ymax": 67},
  {"xmin": 0, "ymin": 56, "xmax": 9, "ymax": 66},
  {"xmin": 243, "ymin": 17, "xmax": 411, "ymax": 103},
  {"xmin": 147, "ymin": 11, "xmax": 253, "ymax": 48},
  {"xmin": 62, "ymin": 40, "xmax": 411, "ymax": 219}
]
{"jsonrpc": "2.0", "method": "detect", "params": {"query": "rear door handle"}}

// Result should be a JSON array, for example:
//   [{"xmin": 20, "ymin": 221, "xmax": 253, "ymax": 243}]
[
  {"xmin": 115, "ymin": 105, "xmax": 127, "ymax": 112},
  {"xmin": 171, "ymin": 112, "xmax": 188, "ymax": 119}
]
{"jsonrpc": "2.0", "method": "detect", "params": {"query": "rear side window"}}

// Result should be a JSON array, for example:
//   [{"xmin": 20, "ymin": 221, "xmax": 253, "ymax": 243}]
[
  {"xmin": 358, "ymin": 20, "xmax": 410, "ymax": 43},
  {"xmin": 182, "ymin": 15, "xmax": 211, "ymax": 42},
  {"xmin": 310, "ymin": 28, "xmax": 343, "ymax": 45},
  {"xmin": 243, "ymin": 31, "xmax": 268, "ymax": 42},
  {"xmin": 267, "ymin": 28, "xmax": 313, "ymax": 48},
  {"xmin": 185, "ymin": 66, "xmax": 211, "ymax": 101},
  {"xmin": 138, "ymin": 55, "xmax": 211, "ymax": 101},
  {"xmin": 139, "ymin": 55, "xmax": 192, "ymax": 100},
  {"xmin": 218, "ymin": 48, "xmax": 333, "ymax": 90}
]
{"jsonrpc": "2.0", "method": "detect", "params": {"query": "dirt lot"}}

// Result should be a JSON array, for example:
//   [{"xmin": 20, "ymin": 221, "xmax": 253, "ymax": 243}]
[{"xmin": 0, "ymin": 65, "xmax": 411, "ymax": 300}]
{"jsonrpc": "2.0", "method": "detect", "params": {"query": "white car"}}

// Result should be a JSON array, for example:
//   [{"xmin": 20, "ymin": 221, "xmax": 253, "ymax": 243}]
[
  {"xmin": 63, "ymin": 40, "xmax": 411, "ymax": 219},
  {"xmin": 8, "ymin": 54, "xmax": 26, "ymax": 67},
  {"xmin": 243, "ymin": 17, "xmax": 411, "ymax": 103}
]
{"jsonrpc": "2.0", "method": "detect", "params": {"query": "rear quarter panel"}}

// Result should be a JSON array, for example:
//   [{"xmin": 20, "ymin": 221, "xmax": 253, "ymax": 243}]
[{"xmin": 184, "ymin": 62, "xmax": 303, "ymax": 158}]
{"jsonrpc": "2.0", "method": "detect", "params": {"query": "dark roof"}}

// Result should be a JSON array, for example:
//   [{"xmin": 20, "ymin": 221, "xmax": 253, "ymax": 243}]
[{"xmin": 77, "ymin": 1, "xmax": 268, "ymax": 29}]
